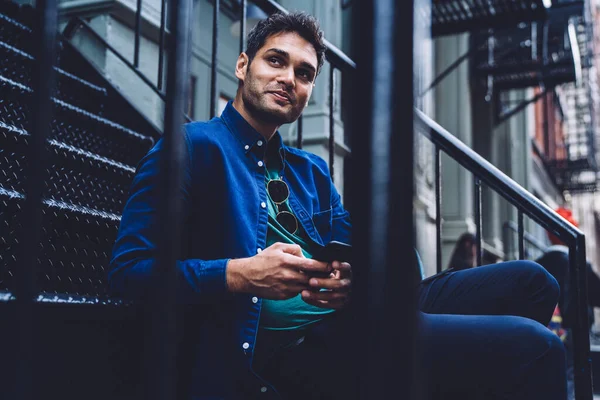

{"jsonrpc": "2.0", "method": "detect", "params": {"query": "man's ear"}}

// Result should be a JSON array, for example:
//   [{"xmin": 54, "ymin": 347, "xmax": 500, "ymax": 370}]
[{"xmin": 235, "ymin": 53, "xmax": 249, "ymax": 82}]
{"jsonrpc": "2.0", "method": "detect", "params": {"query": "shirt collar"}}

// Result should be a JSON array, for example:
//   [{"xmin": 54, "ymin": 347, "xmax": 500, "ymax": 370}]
[{"xmin": 221, "ymin": 101, "xmax": 286, "ymax": 164}]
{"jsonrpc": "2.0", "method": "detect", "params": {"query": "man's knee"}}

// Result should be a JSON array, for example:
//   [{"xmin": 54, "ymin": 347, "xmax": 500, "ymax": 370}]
[
  {"xmin": 518, "ymin": 260, "xmax": 560, "ymax": 303},
  {"xmin": 517, "ymin": 317, "xmax": 566, "ymax": 364},
  {"xmin": 538, "ymin": 325, "xmax": 567, "ymax": 374}
]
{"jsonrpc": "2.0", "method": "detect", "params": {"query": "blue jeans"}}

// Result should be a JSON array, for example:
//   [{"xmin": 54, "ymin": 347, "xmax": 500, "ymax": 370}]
[
  {"xmin": 418, "ymin": 260, "xmax": 566, "ymax": 400},
  {"xmin": 253, "ymin": 260, "xmax": 565, "ymax": 399}
]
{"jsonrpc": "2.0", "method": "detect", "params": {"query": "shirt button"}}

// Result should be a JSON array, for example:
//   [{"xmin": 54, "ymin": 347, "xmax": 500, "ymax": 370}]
[
  {"xmin": 244, "ymin": 145, "xmax": 250, "ymax": 150},
  {"xmin": 258, "ymin": 161, "xmax": 264, "ymax": 167},
  {"xmin": 252, "ymin": 297, "xmax": 258, "ymax": 303},
  {"xmin": 257, "ymin": 248, "xmax": 262, "ymax": 253},
  {"xmin": 242, "ymin": 342, "xmax": 250, "ymax": 350},
  {"xmin": 260, "ymin": 387, "xmax": 268, "ymax": 393},
  {"xmin": 260, "ymin": 202, "xmax": 266, "ymax": 208},
  {"xmin": 257, "ymin": 140, "xmax": 263, "ymax": 147}
]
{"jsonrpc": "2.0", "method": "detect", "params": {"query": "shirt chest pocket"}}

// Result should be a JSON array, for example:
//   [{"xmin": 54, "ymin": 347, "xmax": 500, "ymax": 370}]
[{"xmin": 312, "ymin": 208, "xmax": 332, "ymax": 244}]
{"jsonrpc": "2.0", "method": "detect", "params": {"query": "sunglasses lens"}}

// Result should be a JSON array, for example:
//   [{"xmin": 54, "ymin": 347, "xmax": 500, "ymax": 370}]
[
  {"xmin": 268, "ymin": 180, "xmax": 289, "ymax": 203},
  {"xmin": 276, "ymin": 211, "xmax": 298, "ymax": 234}
]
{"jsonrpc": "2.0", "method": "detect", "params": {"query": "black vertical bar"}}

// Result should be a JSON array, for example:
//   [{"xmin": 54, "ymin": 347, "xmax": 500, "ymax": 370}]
[
  {"xmin": 351, "ymin": 1, "xmax": 417, "ymax": 399},
  {"xmin": 543, "ymin": 91, "xmax": 550, "ymax": 156},
  {"xmin": 16, "ymin": 0, "xmax": 57, "ymax": 399},
  {"xmin": 474, "ymin": 178, "xmax": 482, "ymax": 266},
  {"xmin": 569, "ymin": 237, "xmax": 593, "ymax": 400},
  {"xmin": 210, "ymin": 0, "xmax": 219, "ymax": 118},
  {"xmin": 329, "ymin": 66, "xmax": 335, "ymax": 181},
  {"xmin": 134, "ymin": 0, "xmax": 143, "ymax": 68},
  {"xmin": 297, "ymin": 115, "xmax": 303, "ymax": 149},
  {"xmin": 157, "ymin": 0, "xmax": 166, "ymax": 91},
  {"xmin": 435, "ymin": 146, "xmax": 442, "ymax": 274},
  {"xmin": 239, "ymin": 0, "xmax": 246, "ymax": 54},
  {"xmin": 142, "ymin": 0, "xmax": 191, "ymax": 398},
  {"xmin": 517, "ymin": 210, "xmax": 524, "ymax": 260}
]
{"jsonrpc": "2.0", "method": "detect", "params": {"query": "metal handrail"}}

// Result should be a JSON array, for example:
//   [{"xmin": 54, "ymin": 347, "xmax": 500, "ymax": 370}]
[
  {"xmin": 62, "ymin": 17, "xmax": 192, "ymax": 124},
  {"xmin": 63, "ymin": 17, "xmax": 166, "ymax": 101},
  {"xmin": 415, "ymin": 107, "xmax": 593, "ymax": 400}
]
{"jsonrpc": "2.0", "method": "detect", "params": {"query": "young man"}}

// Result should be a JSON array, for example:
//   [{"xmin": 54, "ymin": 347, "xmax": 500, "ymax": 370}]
[
  {"xmin": 111, "ymin": 12, "xmax": 352, "ymax": 399},
  {"xmin": 110, "ymin": 11, "xmax": 566, "ymax": 400}
]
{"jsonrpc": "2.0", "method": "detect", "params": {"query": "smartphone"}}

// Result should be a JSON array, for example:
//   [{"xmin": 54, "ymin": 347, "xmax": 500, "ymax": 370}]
[
  {"xmin": 310, "ymin": 241, "xmax": 352, "ymax": 279},
  {"xmin": 313, "ymin": 241, "xmax": 352, "ymax": 264}
]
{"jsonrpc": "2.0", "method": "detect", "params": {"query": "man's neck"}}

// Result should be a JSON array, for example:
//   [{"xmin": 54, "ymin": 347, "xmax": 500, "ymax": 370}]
[{"xmin": 232, "ymin": 98, "xmax": 279, "ymax": 141}]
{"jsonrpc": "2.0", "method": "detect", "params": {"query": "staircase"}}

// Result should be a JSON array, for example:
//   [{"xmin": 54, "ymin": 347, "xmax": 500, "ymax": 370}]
[
  {"xmin": 0, "ymin": 2, "xmax": 157, "ymax": 299},
  {"xmin": 0, "ymin": 2, "xmax": 158, "ymax": 398}
]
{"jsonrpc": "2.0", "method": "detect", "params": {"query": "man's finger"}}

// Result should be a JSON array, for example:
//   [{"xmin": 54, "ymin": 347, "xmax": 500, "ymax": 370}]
[
  {"xmin": 286, "ymin": 271, "xmax": 311, "ymax": 285},
  {"xmin": 308, "ymin": 277, "xmax": 351, "ymax": 292},
  {"xmin": 284, "ymin": 254, "xmax": 330, "ymax": 273},
  {"xmin": 301, "ymin": 289, "xmax": 348, "ymax": 302},
  {"xmin": 332, "ymin": 261, "xmax": 351, "ymax": 273},
  {"xmin": 277, "ymin": 243, "xmax": 305, "ymax": 257},
  {"xmin": 301, "ymin": 295, "xmax": 347, "ymax": 310}
]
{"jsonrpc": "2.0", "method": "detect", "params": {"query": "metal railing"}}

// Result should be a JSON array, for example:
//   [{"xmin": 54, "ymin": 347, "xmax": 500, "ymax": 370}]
[
  {"xmin": 416, "ymin": 108, "xmax": 593, "ymax": 400},
  {"xmin": 17, "ymin": 1, "xmax": 58, "ymax": 399},
  {"xmin": 504, "ymin": 220, "xmax": 548, "ymax": 260}
]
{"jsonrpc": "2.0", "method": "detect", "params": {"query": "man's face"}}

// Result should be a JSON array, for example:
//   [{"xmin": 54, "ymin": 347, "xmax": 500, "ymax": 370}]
[{"xmin": 236, "ymin": 32, "xmax": 318, "ymax": 126}]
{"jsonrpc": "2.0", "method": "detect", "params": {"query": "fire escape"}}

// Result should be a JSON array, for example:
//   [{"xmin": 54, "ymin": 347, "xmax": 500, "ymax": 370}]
[{"xmin": 453, "ymin": 0, "xmax": 599, "ymax": 194}]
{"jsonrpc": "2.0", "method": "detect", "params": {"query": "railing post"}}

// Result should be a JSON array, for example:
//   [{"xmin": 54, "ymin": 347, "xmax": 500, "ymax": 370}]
[
  {"xmin": 157, "ymin": 0, "xmax": 166, "ymax": 91},
  {"xmin": 474, "ymin": 177, "xmax": 483, "ymax": 266},
  {"xmin": 239, "ymin": 0, "xmax": 246, "ymax": 54},
  {"xmin": 435, "ymin": 146, "xmax": 442, "ymax": 273},
  {"xmin": 134, "ymin": 0, "xmax": 143, "ymax": 68},
  {"xmin": 15, "ymin": 0, "xmax": 57, "ymax": 399},
  {"xmin": 570, "ymin": 236, "xmax": 594, "ymax": 400},
  {"xmin": 297, "ymin": 115, "xmax": 303, "ymax": 149},
  {"xmin": 350, "ymin": 1, "xmax": 418, "ymax": 399},
  {"xmin": 518, "ymin": 210, "xmax": 524, "ymax": 260},
  {"xmin": 329, "ymin": 66, "xmax": 335, "ymax": 181},
  {"xmin": 210, "ymin": 0, "xmax": 219, "ymax": 118},
  {"xmin": 141, "ymin": 0, "xmax": 191, "ymax": 398}
]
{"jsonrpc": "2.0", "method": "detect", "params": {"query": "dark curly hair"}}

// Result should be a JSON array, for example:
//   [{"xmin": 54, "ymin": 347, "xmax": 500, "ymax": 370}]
[{"xmin": 245, "ymin": 11, "xmax": 326, "ymax": 76}]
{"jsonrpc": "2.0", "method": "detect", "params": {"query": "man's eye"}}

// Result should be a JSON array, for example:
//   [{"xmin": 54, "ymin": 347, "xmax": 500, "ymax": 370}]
[
  {"xmin": 269, "ymin": 57, "xmax": 281, "ymax": 65},
  {"xmin": 298, "ymin": 71, "xmax": 313, "ymax": 81}
]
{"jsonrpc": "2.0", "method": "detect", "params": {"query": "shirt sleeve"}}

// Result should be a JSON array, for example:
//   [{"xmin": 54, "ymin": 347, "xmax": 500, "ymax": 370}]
[{"xmin": 108, "ymin": 131, "xmax": 229, "ymax": 303}]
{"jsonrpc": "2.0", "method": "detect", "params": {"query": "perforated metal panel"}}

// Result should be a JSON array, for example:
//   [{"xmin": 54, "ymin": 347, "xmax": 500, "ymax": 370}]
[{"xmin": 0, "ymin": 5, "xmax": 155, "ymax": 297}]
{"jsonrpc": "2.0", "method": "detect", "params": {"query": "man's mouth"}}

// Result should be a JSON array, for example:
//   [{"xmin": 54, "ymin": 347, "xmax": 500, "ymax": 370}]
[{"xmin": 269, "ymin": 91, "xmax": 292, "ymax": 104}]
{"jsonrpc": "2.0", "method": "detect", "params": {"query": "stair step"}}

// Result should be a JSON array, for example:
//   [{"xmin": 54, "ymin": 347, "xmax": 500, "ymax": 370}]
[
  {"xmin": 0, "ymin": 39, "xmax": 108, "ymax": 115},
  {"xmin": 0, "ymin": 122, "xmax": 135, "ymax": 214},
  {"xmin": 0, "ymin": 76, "xmax": 154, "ymax": 166},
  {"xmin": 0, "ymin": 186, "xmax": 120, "ymax": 297},
  {"xmin": 0, "ymin": 289, "xmax": 127, "ymax": 305},
  {"xmin": 0, "ymin": 10, "xmax": 33, "ymax": 54}
]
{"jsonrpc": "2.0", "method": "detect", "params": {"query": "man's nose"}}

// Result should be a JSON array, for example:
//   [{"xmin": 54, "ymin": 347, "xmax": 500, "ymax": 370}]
[{"xmin": 277, "ymin": 67, "xmax": 295, "ymax": 89}]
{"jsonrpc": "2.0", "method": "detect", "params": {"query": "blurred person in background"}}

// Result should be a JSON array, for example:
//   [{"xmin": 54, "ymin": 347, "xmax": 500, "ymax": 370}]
[{"xmin": 446, "ymin": 232, "xmax": 477, "ymax": 270}]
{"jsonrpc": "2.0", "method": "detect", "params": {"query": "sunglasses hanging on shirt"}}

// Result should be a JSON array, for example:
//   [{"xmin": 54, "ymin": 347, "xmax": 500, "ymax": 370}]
[{"xmin": 266, "ymin": 179, "xmax": 299, "ymax": 235}]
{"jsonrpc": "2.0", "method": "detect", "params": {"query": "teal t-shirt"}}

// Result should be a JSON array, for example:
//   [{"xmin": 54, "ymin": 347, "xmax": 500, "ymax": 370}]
[{"xmin": 259, "ymin": 161, "xmax": 335, "ymax": 332}]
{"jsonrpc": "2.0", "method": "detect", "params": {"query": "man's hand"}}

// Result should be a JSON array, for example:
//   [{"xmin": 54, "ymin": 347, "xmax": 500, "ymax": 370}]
[
  {"xmin": 301, "ymin": 261, "xmax": 352, "ymax": 309},
  {"xmin": 226, "ymin": 242, "xmax": 330, "ymax": 300}
]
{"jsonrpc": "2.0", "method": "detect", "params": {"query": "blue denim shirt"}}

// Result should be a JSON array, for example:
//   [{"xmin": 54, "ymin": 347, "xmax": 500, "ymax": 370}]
[{"xmin": 109, "ymin": 102, "xmax": 352, "ymax": 398}]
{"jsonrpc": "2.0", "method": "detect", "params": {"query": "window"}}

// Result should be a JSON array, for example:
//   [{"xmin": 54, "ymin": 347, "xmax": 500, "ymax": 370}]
[{"xmin": 218, "ymin": 94, "xmax": 231, "ymax": 116}]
